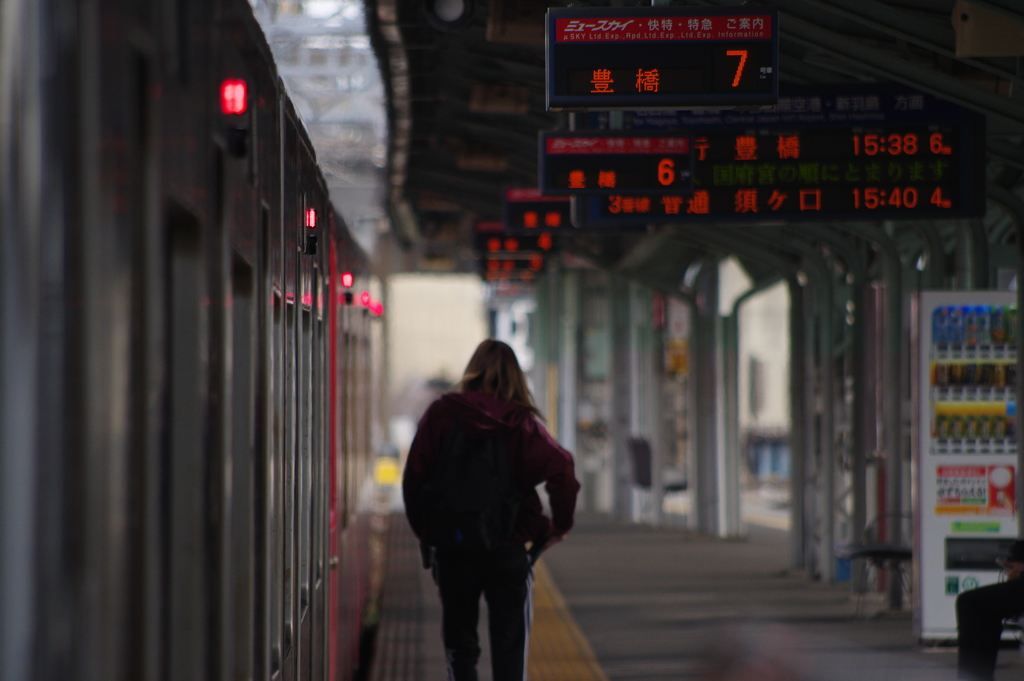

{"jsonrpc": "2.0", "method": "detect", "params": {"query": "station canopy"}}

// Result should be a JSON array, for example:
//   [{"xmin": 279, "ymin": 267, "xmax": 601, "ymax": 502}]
[{"xmin": 360, "ymin": 0, "xmax": 1024, "ymax": 288}]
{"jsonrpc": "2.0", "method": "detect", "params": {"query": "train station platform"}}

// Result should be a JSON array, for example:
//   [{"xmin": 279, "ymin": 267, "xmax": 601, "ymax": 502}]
[{"xmin": 368, "ymin": 513, "xmax": 1024, "ymax": 681}]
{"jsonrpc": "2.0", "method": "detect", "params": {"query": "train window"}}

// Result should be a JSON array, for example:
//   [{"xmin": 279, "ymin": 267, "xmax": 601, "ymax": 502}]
[
  {"xmin": 342, "ymin": 329, "xmax": 353, "ymax": 528},
  {"xmin": 336, "ymin": 318, "xmax": 348, "ymax": 532},
  {"xmin": 283, "ymin": 300, "xmax": 296, "ymax": 657},
  {"xmin": 299, "ymin": 308, "xmax": 313, "ymax": 618},
  {"xmin": 164, "ymin": 202, "xmax": 208, "ymax": 681},
  {"xmin": 229, "ymin": 255, "xmax": 256, "ymax": 681},
  {"xmin": 315, "ymin": 315, "xmax": 325, "ymax": 587},
  {"xmin": 255, "ymin": 206, "xmax": 274, "ymax": 680},
  {"xmin": 125, "ymin": 50, "xmax": 153, "ymax": 681},
  {"xmin": 250, "ymin": 89, "xmax": 259, "ymax": 187},
  {"xmin": 270, "ymin": 283, "xmax": 283, "ymax": 676}
]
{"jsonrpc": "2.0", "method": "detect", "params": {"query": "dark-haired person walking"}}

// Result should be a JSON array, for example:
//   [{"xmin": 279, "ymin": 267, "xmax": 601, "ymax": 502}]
[{"xmin": 403, "ymin": 339, "xmax": 580, "ymax": 681}]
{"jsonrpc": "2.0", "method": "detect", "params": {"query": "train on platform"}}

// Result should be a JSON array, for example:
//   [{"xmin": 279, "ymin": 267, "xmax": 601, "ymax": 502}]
[{"xmin": 0, "ymin": 1, "xmax": 384, "ymax": 681}]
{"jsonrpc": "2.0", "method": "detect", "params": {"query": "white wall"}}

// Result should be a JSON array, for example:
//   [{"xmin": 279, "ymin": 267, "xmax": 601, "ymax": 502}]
[
  {"xmin": 738, "ymin": 280, "xmax": 790, "ymax": 431},
  {"xmin": 387, "ymin": 273, "xmax": 488, "ymax": 399},
  {"xmin": 718, "ymin": 258, "xmax": 790, "ymax": 431}
]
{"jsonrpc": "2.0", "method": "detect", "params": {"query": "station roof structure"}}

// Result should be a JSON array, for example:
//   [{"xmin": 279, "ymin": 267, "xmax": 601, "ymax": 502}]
[{"xmin": 364, "ymin": 0, "xmax": 1024, "ymax": 291}]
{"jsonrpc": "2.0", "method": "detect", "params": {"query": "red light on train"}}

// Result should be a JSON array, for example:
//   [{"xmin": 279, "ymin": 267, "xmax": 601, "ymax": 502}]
[
  {"xmin": 538, "ymin": 232, "xmax": 553, "ymax": 251},
  {"xmin": 487, "ymin": 238, "xmax": 501, "ymax": 252},
  {"xmin": 220, "ymin": 79, "xmax": 248, "ymax": 115},
  {"xmin": 370, "ymin": 301, "xmax": 384, "ymax": 316},
  {"xmin": 305, "ymin": 208, "xmax": 317, "ymax": 228},
  {"xmin": 360, "ymin": 291, "xmax": 371, "ymax": 306},
  {"xmin": 341, "ymin": 272, "xmax": 354, "ymax": 288},
  {"xmin": 504, "ymin": 238, "xmax": 519, "ymax": 252},
  {"xmin": 529, "ymin": 254, "xmax": 543, "ymax": 271}
]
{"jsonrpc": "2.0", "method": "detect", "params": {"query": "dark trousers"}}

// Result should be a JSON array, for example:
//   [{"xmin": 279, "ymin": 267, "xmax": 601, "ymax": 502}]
[
  {"xmin": 956, "ymin": 577, "xmax": 1024, "ymax": 681},
  {"xmin": 435, "ymin": 545, "xmax": 533, "ymax": 681}
]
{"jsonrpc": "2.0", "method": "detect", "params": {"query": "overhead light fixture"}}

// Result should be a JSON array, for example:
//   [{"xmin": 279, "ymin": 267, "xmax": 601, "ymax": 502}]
[{"xmin": 425, "ymin": 0, "xmax": 474, "ymax": 31}]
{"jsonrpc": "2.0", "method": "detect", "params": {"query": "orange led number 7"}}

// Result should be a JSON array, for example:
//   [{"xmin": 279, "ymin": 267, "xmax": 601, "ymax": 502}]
[{"xmin": 726, "ymin": 50, "xmax": 748, "ymax": 87}]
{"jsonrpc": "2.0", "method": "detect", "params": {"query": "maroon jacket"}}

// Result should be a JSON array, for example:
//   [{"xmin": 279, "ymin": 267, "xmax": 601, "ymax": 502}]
[{"xmin": 403, "ymin": 391, "xmax": 580, "ymax": 545}]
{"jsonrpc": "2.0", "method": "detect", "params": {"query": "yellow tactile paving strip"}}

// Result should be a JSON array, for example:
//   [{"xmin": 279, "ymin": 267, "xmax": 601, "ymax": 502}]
[{"xmin": 528, "ymin": 560, "xmax": 610, "ymax": 681}]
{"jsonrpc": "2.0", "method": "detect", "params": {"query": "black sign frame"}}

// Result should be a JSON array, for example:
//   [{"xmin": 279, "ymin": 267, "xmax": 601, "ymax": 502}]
[
  {"xmin": 573, "ymin": 88, "xmax": 985, "ymax": 226},
  {"xmin": 539, "ymin": 131, "xmax": 694, "ymax": 195},
  {"xmin": 546, "ymin": 6, "xmax": 779, "ymax": 111}
]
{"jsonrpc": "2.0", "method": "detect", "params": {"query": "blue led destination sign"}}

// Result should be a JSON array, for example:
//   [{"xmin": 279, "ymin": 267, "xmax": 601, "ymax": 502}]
[{"xmin": 546, "ymin": 6, "xmax": 779, "ymax": 111}]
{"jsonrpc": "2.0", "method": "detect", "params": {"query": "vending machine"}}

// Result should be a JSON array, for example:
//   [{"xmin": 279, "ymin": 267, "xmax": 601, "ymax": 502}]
[{"xmin": 917, "ymin": 291, "xmax": 1019, "ymax": 642}]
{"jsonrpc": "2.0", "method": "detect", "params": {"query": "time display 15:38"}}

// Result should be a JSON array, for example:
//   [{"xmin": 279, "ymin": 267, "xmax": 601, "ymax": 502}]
[{"xmin": 851, "ymin": 132, "xmax": 954, "ymax": 156}]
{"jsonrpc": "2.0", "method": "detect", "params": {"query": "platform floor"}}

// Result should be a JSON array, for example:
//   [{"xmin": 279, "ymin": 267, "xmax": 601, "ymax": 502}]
[{"xmin": 371, "ymin": 512, "xmax": 1024, "ymax": 681}]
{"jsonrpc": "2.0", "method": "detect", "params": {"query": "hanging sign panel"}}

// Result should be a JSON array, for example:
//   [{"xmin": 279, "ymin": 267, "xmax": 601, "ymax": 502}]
[
  {"xmin": 546, "ymin": 6, "xmax": 778, "ymax": 111},
  {"xmin": 502, "ymin": 187, "xmax": 572, "ymax": 233},
  {"xmin": 539, "ymin": 132, "xmax": 693, "ymax": 195},
  {"xmin": 473, "ymin": 228, "xmax": 557, "ymax": 256},
  {"xmin": 573, "ymin": 89, "xmax": 985, "ymax": 225},
  {"xmin": 479, "ymin": 253, "xmax": 547, "ymax": 282}
]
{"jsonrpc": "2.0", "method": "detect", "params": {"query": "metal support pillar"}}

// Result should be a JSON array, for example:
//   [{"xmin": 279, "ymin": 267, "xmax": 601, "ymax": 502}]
[
  {"xmin": 724, "ymin": 279, "xmax": 784, "ymax": 537},
  {"xmin": 839, "ymin": 223, "xmax": 905, "ymax": 609},
  {"xmin": 650, "ymin": 303, "xmax": 665, "ymax": 526},
  {"xmin": 558, "ymin": 271, "xmax": 579, "ymax": 455},
  {"xmin": 692, "ymin": 262, "xmax": 723, "ymax": 535},
  {"xmin": 546, "ymin": 264, "xmax": 561, "ymax": 435},
  {"xmin": 789, "ymin": 275, "xmax": 808, "ymax": 570},
  {"xmin": 796, "ymin": 227, "xmax": 870, "ymax": 585},
  {"xmin": 911, "ymin": 222, "xmax": 946, "ymax": 290},
  {"xmin": 668, "ymin": 229, "xmax": 803, "ymax": 548},
  {"xmin": 787, "ymin": 250, "xmax": 834, "ymax": 581},
  {"xmin": 811, "ymin": 251, "xmax": 836, "ymax": 582},
  {"xmin": 723, "ymin": 312, "xmax": 741, "ymax": 536},
  {"xmin": 988, "ymin": 185, "xmax": 1024, "ymax": 537},
  {"xmin": 610, "ymin": 275, "xmax": 633, "ymax": 520},
  {"xmin": 720, "ymin": 227, "xmax": 835, "ymax": 580},
  {"xmin": 967, "ymin": 219, "xmax": 991, "ymax": 289}
]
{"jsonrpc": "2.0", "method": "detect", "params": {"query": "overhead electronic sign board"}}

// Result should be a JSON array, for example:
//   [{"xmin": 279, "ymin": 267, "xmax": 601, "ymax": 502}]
[
  {"xmin": 473, "ymin": 223, "xmax": 557, "ymax": 255},
  {"xmin": 539, "ymin": 132, "xmax": 693, "ymax": 195},
  {"xmin": 574, "ymin": 89, "xmax": 985, "ymax": 225},
  {"xmin": 478, "ymin": 252, "xmax": 547, "ymax": 282},
  {"xmin": 546, "ymin": 6, "xmax": 778, "ymax": 111},
  {"xmin": 502, "ymin": 187, "xmax": 572, "ymax": 233}
]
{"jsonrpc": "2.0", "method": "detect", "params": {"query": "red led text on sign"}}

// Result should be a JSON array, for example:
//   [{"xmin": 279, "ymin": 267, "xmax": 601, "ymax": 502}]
[
  {"xmin": 220, "ymin": 79, "xmax": 248, "ymax": 115},
  {"xmin": 725, "ymin": 50, "xmax": 747, "ymax": 87}
]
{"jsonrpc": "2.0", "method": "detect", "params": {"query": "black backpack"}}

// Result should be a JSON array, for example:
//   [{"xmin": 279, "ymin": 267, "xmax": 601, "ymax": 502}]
[{"xmin": 421, "ymin": 427, "xmax": 521, "ymax": 552}]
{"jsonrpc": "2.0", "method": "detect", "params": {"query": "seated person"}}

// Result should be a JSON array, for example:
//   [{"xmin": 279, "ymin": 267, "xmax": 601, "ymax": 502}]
[{"xmin": 957, "ymin": 540, "xmax": 1024, "ymax": 681}]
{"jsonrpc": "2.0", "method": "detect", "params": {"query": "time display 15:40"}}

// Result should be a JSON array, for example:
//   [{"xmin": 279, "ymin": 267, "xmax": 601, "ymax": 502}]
[
  {"xmin": 851, "ymin": 132, "xmax": 954, "ymax": 156},
  {"xmin": 852, "ymin": 186, "xmax": 952, "ymax": 209}
]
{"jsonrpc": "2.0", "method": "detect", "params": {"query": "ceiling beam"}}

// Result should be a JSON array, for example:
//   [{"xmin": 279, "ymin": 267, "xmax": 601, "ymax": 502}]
[
  {"xmin": 968, "ymin": 0, "xmax": 1024, "ymax": 24},
  {"xmin": 780, "ymin": 12, "xmax": 1024, "ymax": 126},
  {"xmin": 795, "ymin": 0, "xmax": 1017, "ymax": 80}
]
